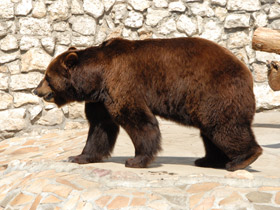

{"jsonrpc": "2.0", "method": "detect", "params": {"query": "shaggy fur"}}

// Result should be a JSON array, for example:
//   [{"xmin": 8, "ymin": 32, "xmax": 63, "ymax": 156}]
[
  {"xmin": 34, "ymin": 37, "xmax": 262, "ymax": 171},
  {"xmin": 267, "ymin": 61, "xmax": 280, "ymax": 91}
]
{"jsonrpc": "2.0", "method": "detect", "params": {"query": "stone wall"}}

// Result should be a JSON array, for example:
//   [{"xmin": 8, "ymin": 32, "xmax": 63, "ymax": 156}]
[{"xmin": 1, "ymin": 0, "xmax": 280, "ymax": 139}]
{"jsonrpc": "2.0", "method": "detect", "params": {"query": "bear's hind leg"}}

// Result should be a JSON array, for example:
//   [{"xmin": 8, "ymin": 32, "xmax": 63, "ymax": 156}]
[
  {"xmin": 68, "ymin": 102, "xmax": 119, "ymax": 164},
  {"xmin": 211, "ymin": 124, "xmax": 262, "ymax": 171},
  {"xmin": 195, "ymin": 132, "xmax": 230, "ymax": 169}
]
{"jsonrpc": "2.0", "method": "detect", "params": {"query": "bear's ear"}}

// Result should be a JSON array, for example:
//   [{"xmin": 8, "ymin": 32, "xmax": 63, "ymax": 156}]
[
  {"xmin": 64, "ymin": 52, "xmax": 78, "ymax": 69},
  {"xmin": 271, "ymin": 61, "xmax": 279, "ymax": 71},
  {"xmin": 68, "ymin": 46, "xmax": 77, "ymax": 51}
]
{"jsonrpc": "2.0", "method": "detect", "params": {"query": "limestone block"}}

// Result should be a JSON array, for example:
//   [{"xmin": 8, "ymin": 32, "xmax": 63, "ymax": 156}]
[
  {"xmin": 224, "ymin": 14, "xmax": 250, "ymax": 29},
  {"xmin": 0, "ymin": 91, "xmax": 13, "ymax": 110},
  {"xmin": 15, "ymin": 0, "xmax": 32, "ymax": 16},
  {"xmin": 0, "ymin": 66, "xmax": 8, "ymax": 73},
  {"xmin": 72, "ymin": 36, "xmax": 94, "ymax": 47},
  {"xmin": 48, "ymin": 0, "xmax": 70, "ymax": 21},
  {"xmin": 253, "ymin": 63, "xmax": 267, "ymax": 83},
  {"xmin": 37, "ymin": 108, "xmax": 64, "ymax": 126},
  {"xmin": 53, "ymin": 22, "xmax": 69, "ymax": 32},
  {"xmin": 95, "ymin": 30, "xmax": 107, "ymax": 45},
  {"xmin": 255, "ymin": 51, "xmax": 280, "ymax": 63},
  {"xmin": 64, "ymin": 121, "xmax": 87, "ymax": 130},
  {"xmin": 158, "ymin": 18, "xmax": 177, "ymax": 35},
  {"xmin": 254, "ymin": 83, "xmax": 280, "ymax": 109},
  {"xmin": 29, "ymin": 105, "xmax": 43, "ymax": 120},
  {"xmin": 83, "ymin": 0, "xmax": 104, "ymax": 19},
  {"xmin": 21, "ymin": 48, "xmax": 52, "ymax": 72},
  {"xmin": 104, "ymin": 0, "xmax": 116, "ymax": 12},
  {"xmin": 69, "ymin": 16, "xmax": 96, "ymax": 36},
  {"xmin": 32, "ymin": 0, "xmax": 47, "ymax": 18},
  {"xmin": 177, "ymin": 15, "xmax": 197, "ymax": 36},
  {"xmin": 268, "ymin": 5, "xmax": 280, "ymax": 20},
  {"xmin": 227, "ymin": 0, "xmax": 261, "ymax": 12},
  {"xmin": 0, "ymin": 108, "xmax": 27, "ymax": 132},
  {"xmin": 124, "ymin": 11, "xmax": 144, "ymax": 28},
  {"xmin": 55, "ymin": 32, "xmax": 71, "ymax": 46},
  {"xmin": 13, "ymin": 92, "xmax": 40, "ymax": 107},
  {"xmin": 19, "ymin": 17, "xmax": 52, "ymax": 36},
  {"xmin": 210, "ymin": 0, "xmax": 227, "ymax": 6},
  {"xmin": 128, "ymin": 0, "xmax": 150, "ymax": 11},
  {"xmin": 214, "ymin": 7, "xmax": 227, "ymax": 22},
  {"xmin": 0, "ymin": 35, "xmax": 18, "ymax": 51},
  {"xmin": 0, "ymin": 51, "xmax": 19, "ymax": 64},
  {"xmin": 146, "ymin": 8, "xmax": 170, "ymax": 27},
  {"xmin": 10, "ymin": 72, "xmax": 44, "ymax": 91},
  {"xmin": 0, "ymin": 0, "xmax": 14, "ymax": 19},
  {"xmin": 54, "ymin": 45, "xmax": 68, "ymax": 57},
  {"xmin": 68, "ymin": 102, "xmax": 86, "ymax": 119},
  {"xmin": 227, "ymin": 31, "xmax": 250, "ymax": 49},
  {"xmin": 20, "ymin": 36, "xmax": 40, "ymax": 51},
  {"xmin": 0, "ymin": 74, "xmax": 9, "ymax": 90},
  {"xmin": 71, "ymin": 0, "xmax": 84, "ymax": 15},
  {"xmin": 112, "ymin": 4, "xmax": 127, "ymax": 24},
  {"xmin": 153, "ymin": 0, "xmax": 168, "ymax": 8},
  {"xmin": 7, "ymin": 60, "xmax": 21, "ymax": 75},
  {"xmin": 252, "ymin": 12, "xmax": 268, "ymax": 27},
  {"xmin": 168, "ymin": 1, "xmax": 186, "ymax": 12},
  {"xmin": 189, "ymin": 2, "xmax": 215, "ymax": 17},
  {"xmin": 201, "ymin": 20, "xmax": 223, "ymax": 42},
  {"xmin": 0, "ymin": 22, "xmax": 9, "ymax": 37},
  {"xmin": 41, "ymin": 37, "xmax": 56, "ymax": 55},
  {"xmin": 271, "ymin": 19, "xmax": 280, "ymax": 30}
]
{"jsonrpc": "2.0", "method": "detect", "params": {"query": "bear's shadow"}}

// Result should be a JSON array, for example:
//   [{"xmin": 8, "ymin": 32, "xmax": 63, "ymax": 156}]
[
  {"xmin": 106, "ymin": 156, "xmax": 204, "ymax": 168},
  {"xmin": 105, "ymin": 156, "xmax": 259, "ymax": 172}
]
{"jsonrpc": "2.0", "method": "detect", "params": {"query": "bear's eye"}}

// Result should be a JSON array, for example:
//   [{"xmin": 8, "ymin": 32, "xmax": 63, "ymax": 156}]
[{"xmin": 45, "ymin": 75, "xmax": 55, "ymax": 91}]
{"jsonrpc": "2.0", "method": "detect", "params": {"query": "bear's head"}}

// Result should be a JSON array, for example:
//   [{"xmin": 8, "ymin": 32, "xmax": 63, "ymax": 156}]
[
  {"xmin": 33, "ymin": 47, "xmax": 78, "ymax": 107},
  {"xmin": 267, "ymin": 61, "xmax": 280, "ymax": 91}
]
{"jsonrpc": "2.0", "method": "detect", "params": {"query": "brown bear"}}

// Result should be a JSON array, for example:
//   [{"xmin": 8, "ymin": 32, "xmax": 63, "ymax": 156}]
[
  {"xmin": 34, "ymin": 37, "xmax": 262, "ymax": 171},
  {"xmin": 267, "ymin": 61, "xmax": 280, "ymax": 91}
]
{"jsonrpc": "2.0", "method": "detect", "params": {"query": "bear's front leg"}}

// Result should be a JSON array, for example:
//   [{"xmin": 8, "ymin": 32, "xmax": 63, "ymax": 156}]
[
  {"xmin": 68, "ymin": 102, "xmax": 119, "ymax": 164},
  {"xmin": 118, "ymin": 108, "xmax": 162, "ymax": 168}
]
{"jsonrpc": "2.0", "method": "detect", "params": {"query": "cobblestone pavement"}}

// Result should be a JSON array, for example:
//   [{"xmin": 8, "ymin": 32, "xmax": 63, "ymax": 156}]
[{"xmin": 1, "ymin": 110, "xmax": 280, "ymax": 210}]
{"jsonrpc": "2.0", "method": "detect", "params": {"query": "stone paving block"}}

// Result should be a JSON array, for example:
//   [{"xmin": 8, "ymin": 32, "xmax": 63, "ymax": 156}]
[
  {"xmin": 246, "ymin": 191, "xmax": 273, "ymax": 203},
  {"xmin": 62, "ymin": 191, "xmax": 81, "ymax": 210},
  {"xmin": 95, "ymin": 196, "xmax": 112, "ymax": 208},
  {"xmin": 219, "ymin": 192, "xmax": 243, "ymax": 206},
  {"xmin": 189, "ymin": 192, "xmax": 204, "ymax": 209},
  {"xmin": 259, "ymin": 187, "xmax": 280, "ymax": 191},
  {"xmin": 81, "ymin": 189, "xmax": 102, "ymax": 202},
  {"xmin": 254, "ymin": 205, "xmax": 280, "ymax": 210},
  {"xmin": 131, "ymin": 197, "xmax": 147, "ymax": 206},
  {"xmin": 29, "ymin": 195, "xmax": 42, "ymax": 210},
  {"xmin": 72, "ymin": 178, "xmax": 100, "ymax": 189},
  {"xmin": 10, "ymin": 192, "xmax": 34, "ymax": 206},
  {"xmin": 275, "ymin": 192, "xmax": 280, "ymax": 205},
  {"xmin": 76, "ymin": 201, "xmax": 93, "ymax": 210},
  {"xmin": 186, "ymin": 182, "xmax": 220, "ymax": 194},
  {"xmin": 43, "ymin": 184, "xmax": 72, "ymax": 198},
  {"xmin": 193, "ymin": 196, "xmax": 215, "ymax": 210},
  {"xmin": 56, "ymin": 178, "xmax": 83, "ymax": 191},
  {"xmin": 107, "ymin": 196, "xmax": 130, "ymax": 209},
  {"xmin": 41, "ymin": 195, "xmax": 62, "ymax": 204},
  {"xmin": 148, "ymin": 200, "xmax": 170, "ymax": 210},
  {"xmin": 10, "ymin": 146, "xmax": 39, "ymax": 155}
]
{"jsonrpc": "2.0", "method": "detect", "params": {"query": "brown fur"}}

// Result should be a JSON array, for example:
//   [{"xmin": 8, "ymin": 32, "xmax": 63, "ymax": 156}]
[
  {"xmin": 34, "ymin": 37, "xmax": 262, "ymax": 171},
  {"xmin": 267, "ymin": 61, "xmax": 280, "ymax": 91}
]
